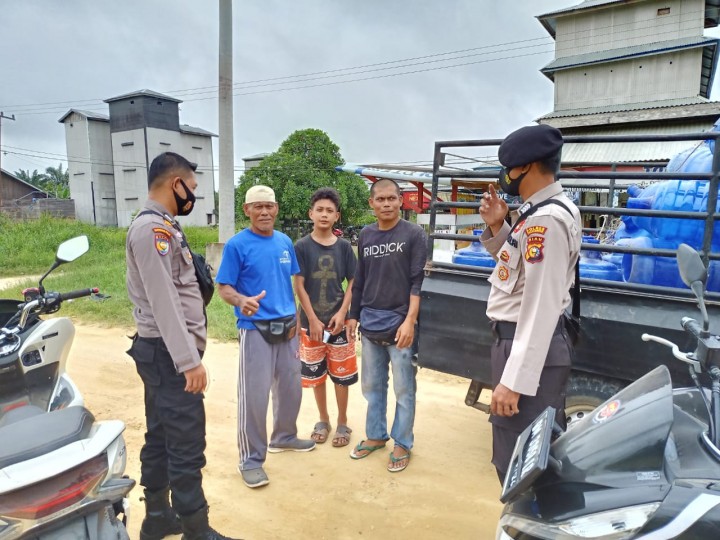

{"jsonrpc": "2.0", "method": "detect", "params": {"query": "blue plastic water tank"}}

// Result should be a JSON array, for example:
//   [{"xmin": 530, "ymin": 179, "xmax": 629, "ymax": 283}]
[
  {"xmin": 452, "ymin": 229, "xmax": 496, "ymax": 268},
  {"xmin": 580, "ymin": 237, "xmax": 623, "ymax": 281}
]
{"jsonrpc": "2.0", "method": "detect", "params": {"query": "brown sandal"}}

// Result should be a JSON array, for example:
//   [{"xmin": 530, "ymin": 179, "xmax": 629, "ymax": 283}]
[
  {"xmin": 311, "ymin": 421, "xmax": 331, "ymax": 444},
  {"xmin": 332, "ymin": 425, "xmax": 352, "ymax": 447}
]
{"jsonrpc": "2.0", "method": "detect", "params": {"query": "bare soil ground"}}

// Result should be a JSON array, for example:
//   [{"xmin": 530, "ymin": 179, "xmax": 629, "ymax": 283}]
[{"xmin": 68, "ymin": 325, "xmax": 503, "ymax": 539}]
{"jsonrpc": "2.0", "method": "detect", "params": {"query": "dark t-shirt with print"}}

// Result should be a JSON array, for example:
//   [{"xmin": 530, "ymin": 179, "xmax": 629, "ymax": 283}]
[{"xmin": 294, "ymin": 235, "xmax": 357, "ymax": 328}]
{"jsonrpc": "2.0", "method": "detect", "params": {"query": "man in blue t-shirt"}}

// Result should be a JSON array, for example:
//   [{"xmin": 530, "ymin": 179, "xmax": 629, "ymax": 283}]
[{"xmin": 217, "ymin": 185, "xmax": 315, "ymax": 489}]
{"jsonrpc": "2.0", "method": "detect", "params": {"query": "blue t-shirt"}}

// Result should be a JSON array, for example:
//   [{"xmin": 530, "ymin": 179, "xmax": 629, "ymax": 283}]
[{"xmin": 216, "ymin": 228, "xmax": 300, "ymax": 329}]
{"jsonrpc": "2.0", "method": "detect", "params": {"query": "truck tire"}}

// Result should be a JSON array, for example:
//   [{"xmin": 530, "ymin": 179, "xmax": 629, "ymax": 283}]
[{"xmin": 565, "ymin": 374, "xmax": 624, "ymax": 429}]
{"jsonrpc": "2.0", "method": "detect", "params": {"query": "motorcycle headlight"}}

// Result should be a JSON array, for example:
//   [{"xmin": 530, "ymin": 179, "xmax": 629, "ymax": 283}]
[{"xmin": 497, "ymin": 503, "xmax": 660, "ymax": 540}]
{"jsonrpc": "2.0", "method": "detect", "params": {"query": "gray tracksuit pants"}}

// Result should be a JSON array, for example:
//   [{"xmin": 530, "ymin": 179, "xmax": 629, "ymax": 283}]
[{"xmin": 237, "ymin": 329, "xmax": 302, "ymax": 470}]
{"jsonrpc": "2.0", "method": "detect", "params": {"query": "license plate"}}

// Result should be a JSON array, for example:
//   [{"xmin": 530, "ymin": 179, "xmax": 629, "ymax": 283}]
[{"xmin": 500, "ymin": 406, "xmax": 556, "ymax": 503}]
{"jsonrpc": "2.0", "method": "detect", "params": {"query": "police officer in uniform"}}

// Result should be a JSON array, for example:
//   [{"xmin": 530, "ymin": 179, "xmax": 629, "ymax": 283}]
[
  {"xmin": 479, "ymin": 125, "xmax": 581, "ymax": 483},
  {"xmin": 126, "ymin": 152, "xmax": 237, "ymax": 540}
]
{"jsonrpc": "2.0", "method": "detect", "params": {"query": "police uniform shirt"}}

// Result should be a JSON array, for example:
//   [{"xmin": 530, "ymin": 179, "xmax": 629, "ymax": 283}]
[
  {"xmin": 480, "ymin": 182, "xmax": 581, "ymax": 396},
  {"xmin": 126, "ymin": 199, "xmax": 206, "ymax": 373}
]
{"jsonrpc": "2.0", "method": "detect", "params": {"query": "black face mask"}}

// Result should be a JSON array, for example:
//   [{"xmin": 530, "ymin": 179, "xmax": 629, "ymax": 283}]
[
  {"xmin": 173, "ymin": 178, "xmax": 196, "ymax": 216},
  {"xmin": 498, "ymin": 167, "xmax": 528, "ymax": 197}
]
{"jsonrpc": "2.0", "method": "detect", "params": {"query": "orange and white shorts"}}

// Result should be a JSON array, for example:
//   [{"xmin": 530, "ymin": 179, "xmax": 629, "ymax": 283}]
[{"xmin": 299, "ymin": 327, "xmax": 358, "ymax": 388}]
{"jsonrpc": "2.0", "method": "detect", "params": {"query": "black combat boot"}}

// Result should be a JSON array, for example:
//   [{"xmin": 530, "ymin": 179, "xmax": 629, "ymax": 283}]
[
  {"xmin": 180, "ymin": 505, "xmax": 240, "ymax": 540},
  {"xmin": 140, "ymin": 487, "xmax": 182, "ymax": 540}
]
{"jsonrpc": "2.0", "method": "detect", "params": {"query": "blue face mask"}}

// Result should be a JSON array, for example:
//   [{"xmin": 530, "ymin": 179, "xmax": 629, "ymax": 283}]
[{"xmin": 498, "ymin": 167, "xmax": 528, "ymax": 197}]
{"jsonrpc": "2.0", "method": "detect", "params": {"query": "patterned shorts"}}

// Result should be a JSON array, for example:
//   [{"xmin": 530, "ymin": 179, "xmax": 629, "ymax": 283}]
[{"xmin": 299, "ymin": 327, "xmax": 358, "ymax": 388}]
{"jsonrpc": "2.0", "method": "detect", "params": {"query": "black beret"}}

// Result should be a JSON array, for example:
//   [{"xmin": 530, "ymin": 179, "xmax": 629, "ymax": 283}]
[{"xmin": 498, "ymin": 124, "xmax": 563, "ymax": 169}]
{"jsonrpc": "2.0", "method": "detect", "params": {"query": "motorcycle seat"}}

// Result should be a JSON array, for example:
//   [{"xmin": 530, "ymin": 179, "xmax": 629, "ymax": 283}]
[{"xmin": 0, "ymin": 406, "xmax": 95, "ymax": 470}]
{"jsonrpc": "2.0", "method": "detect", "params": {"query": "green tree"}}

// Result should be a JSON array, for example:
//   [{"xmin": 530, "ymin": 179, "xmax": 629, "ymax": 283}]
[
  {"xmin": 43, "ymin": 164, "xmax": 70, "ymax": 199},
  {"xmin": 14, "ymin": 168, "xmax": 46, "ymax": 189},
  {"xmin": 14, "ymin": 164, "xmax": 70, "ymax": 198},
  {"xmin": 235, "ymin": 129, "xmax": 369, "ymax": 226}
]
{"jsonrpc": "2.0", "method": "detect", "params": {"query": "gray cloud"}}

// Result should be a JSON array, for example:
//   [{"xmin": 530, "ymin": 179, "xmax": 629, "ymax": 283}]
[{"xmin": 3, "ymin": 0, "xmax": 715, "ymax": 179}]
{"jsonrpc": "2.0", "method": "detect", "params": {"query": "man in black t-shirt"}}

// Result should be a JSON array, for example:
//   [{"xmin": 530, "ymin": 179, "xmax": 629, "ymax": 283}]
[
  {"xmin": 294, "ymin": 188, "xmax": 358, "ymax": 448},
  {"xmin": 347, "ymin": 179, "xmax": 427, "ymax": 473}
]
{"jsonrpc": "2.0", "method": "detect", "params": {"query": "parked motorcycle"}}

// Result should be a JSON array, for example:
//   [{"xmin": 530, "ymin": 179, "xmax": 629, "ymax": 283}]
[
  {"xmin": 0, "ymin": 235, "xmax": 134, "ymax": 539},
  {"xmin": 496, "ymin": 243, "xmax": 720, "ymax": 539}
]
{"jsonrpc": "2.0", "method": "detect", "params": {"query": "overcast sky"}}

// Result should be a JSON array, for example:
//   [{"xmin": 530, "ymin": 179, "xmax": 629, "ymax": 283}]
[{"xmin": 2, "ymin": 0, "xmax": 720, "ymax": 181}]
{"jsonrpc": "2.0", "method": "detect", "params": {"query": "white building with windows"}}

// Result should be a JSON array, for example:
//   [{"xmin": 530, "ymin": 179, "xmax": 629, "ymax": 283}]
[
  {"xmin": 60, "ymin": 90, "xmax": 216, "ymax": 227},
  {"xmin": 536, "ymin": 0, "xmax": 720, "ymax": 163}
]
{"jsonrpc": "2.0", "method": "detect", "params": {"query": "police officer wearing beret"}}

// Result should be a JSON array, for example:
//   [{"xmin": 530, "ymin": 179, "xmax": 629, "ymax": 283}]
[
  {"xmin": 126, "ymin": 152, "xmax": 237, "ymax": 540},
  {"xmin": 479, "ymin": 125, "xmax": 581, "ymax": 483}
]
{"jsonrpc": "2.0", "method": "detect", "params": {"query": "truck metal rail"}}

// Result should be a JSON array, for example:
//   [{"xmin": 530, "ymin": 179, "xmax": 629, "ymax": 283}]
[{"xmin": 417, "ymin": 132, "xmax": 720, "ymax": 419}]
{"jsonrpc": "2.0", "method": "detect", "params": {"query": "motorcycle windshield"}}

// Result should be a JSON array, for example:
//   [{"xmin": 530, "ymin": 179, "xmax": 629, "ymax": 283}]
[{"xmin": 551, "ymin": 365, "xmax": 674, "ymax": 486}]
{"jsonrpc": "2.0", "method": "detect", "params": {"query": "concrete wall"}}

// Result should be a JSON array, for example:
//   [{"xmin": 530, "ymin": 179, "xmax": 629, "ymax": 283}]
[
  {"xmin": 146, "ymin": 127, "xmax": 216, "ymax": 227},
  {"xmin": 0, "ymin": 199, "xmax": 75, "ymax": 220},
  {"xmin": 554, "ymin": 48, "xmax": 703, "ymax": 110},
  {"xmin": 88, "ymin": 120, "xmax": 116, "ymax": 226},
  {"xmin": 111, "ymin": 128, "xmax": 148, "ymax": 228},
  {"xmin": 110, "ymin": 127, "xmax": 216, "ymax": 228},
  {"xmin": 63, "ymin": 113, "xmax": 95, "ymax": 223},
  {"xmin": 555, "ymin": 0, "xmax": 703, "ymax": 57}
]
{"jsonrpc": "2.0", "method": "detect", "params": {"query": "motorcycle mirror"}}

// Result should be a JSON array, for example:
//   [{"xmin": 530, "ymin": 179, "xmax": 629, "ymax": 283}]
[
  {"xmin": 56, "ymin": 235, "xmax": 90, "ymax": 263},
  {"xmin": 677, "ymin": 243, "xmax": 710, "ymax": 332},
  {"xmin": 39, "ymin": 236, "xmax": 90, "ymax": 293}
]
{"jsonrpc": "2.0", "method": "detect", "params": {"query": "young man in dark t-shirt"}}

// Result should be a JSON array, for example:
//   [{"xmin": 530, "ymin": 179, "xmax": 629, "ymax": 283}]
[
  {"xmin": 294, "ymin": 188, "xmax": 358, "ymax": 448},
  {"xmin": 347, "ymin": 179, "xmax": 427, "ymax": 473}
]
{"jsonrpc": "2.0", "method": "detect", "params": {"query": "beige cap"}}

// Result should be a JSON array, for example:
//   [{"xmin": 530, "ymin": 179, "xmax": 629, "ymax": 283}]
[{"xmin": 245, "ymin": 185, "xmax": 276, "ymax": 204}]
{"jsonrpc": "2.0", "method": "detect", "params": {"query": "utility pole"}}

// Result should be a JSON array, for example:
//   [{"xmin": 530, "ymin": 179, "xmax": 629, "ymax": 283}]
[
  {"xmin": 0, "ymin": 112, "xmax": 16, "ymax": 208},
  {"xmin": 218, "ymin": 0, "xmax": 235, "ymax": 243}
]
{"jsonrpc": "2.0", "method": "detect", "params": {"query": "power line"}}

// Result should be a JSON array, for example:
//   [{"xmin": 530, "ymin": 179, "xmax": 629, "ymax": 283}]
[
  {"xmin": 12, "ymin": 47, "xmax": 556, "ymax": 116},
  {"xmin": 2, "ymin": 6, "xmax": 711, "ymax": 113}
]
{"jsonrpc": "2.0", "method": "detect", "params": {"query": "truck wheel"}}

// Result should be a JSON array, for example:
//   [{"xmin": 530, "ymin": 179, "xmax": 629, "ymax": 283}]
[{"xmin": 565, "ymin": 374, "xmax": 623, "ymax": 430}]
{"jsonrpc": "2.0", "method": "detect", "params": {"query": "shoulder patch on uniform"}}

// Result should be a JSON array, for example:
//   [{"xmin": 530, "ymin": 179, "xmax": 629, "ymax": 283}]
[
  {"xmin": 153, "ymin": 227, "xmax": 172, "ymax": 237},
  {"xmin": 155, "ymin": 233, "xmax": 171, "ymax": 256},
  {"xmin": 525, "ymin": 225, "xmax": 547, "ymax": 236},
  {"xmin": 525, "ymin": 236, "xmax": 545, "ymax": 264}
]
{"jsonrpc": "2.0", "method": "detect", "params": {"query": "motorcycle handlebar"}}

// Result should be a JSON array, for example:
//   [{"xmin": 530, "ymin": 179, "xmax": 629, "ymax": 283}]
[
  {"xmin": 682, "ymin": 317, "xmax": 704, "ymax": 338},
  {"xmin": 58, "ymin": 288, "xmax": 98, "ymax": 301}
]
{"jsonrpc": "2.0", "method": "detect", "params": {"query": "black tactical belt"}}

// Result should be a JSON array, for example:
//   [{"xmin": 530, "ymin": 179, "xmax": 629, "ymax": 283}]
[{"xmin": 491, "ymin": 318, "xmax": 564, "ymax": 341}]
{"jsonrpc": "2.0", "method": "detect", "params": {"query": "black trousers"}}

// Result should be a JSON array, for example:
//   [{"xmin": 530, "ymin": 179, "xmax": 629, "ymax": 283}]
[
  {"xmin": 128, "ymin": 336, "xmax": 207, "ymax": 516},
  {"xmin": 489, "ymin": 327, "xmax": 572, "ymax": 484}
]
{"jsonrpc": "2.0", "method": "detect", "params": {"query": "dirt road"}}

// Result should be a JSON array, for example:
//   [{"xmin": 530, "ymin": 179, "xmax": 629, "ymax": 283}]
[{"xmin": 69, "ymin": 325, "xmax": 503, "ymax": 539}]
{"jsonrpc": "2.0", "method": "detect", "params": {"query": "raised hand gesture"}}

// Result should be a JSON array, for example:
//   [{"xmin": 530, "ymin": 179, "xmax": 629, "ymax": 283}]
[{"xmin": 479, "ymin": 184, "xmax": 508, "ymax": 235}]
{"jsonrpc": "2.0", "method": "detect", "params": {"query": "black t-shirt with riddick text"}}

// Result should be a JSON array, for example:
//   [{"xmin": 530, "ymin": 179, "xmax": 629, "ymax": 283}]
[
  {"xmin": 294, "ymin": 235, "xmax": 357, "ymax": 328},
  {"xmin": 348, "ymin": 219, "xmax": 428, "ymax": 320}
]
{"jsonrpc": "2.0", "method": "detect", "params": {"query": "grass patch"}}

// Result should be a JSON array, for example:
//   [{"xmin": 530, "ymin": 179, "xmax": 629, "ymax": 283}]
[{"xmin": 0, "ymin": 215, "xmax": 238, "ymax": 341}]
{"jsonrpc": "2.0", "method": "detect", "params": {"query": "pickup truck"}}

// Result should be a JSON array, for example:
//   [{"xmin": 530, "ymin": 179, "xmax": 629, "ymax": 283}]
[{"xmin": 417, "ymin": 132, "xmax": 720, "ymax": 426}]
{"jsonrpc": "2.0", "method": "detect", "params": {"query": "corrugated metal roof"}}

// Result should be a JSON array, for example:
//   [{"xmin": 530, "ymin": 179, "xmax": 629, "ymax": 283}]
[
  {"xmin": 542, "ymin": 36, "xmax": 718, "ymax": 76},
  {"xmin": 242, "ymin": 152, "xmax": 270, "ymax": 161},
  {"xmin": 1, "ymin": 168, "xmax": 49, "ymax": 195},
  {"xmin": 104, "ymin": 89, "xmax": 182, "ymax": 104},
  {"xmin": 57, "ymin": 108, "xmax": 109, "ymax": 123},
  {"xmin": 560, "ymin": 121, "xmax": 716, "ymax": 163},
  {"xmin": 538, "ymin": 97, "xmax": 715, "ymax": 119},
  {"xmin": 179, "ymin": 124, "xmax": 217, "ymax": 137}
]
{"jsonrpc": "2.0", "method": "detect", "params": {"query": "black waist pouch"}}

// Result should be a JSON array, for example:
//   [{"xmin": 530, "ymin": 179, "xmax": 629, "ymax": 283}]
[
  {"xmin": 192, "ymin": 252, "xmax": 214, "ymax": 306},
  {"xmin": 253, "ymin": 315, "xmax": 297, "ymax": 344}
]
